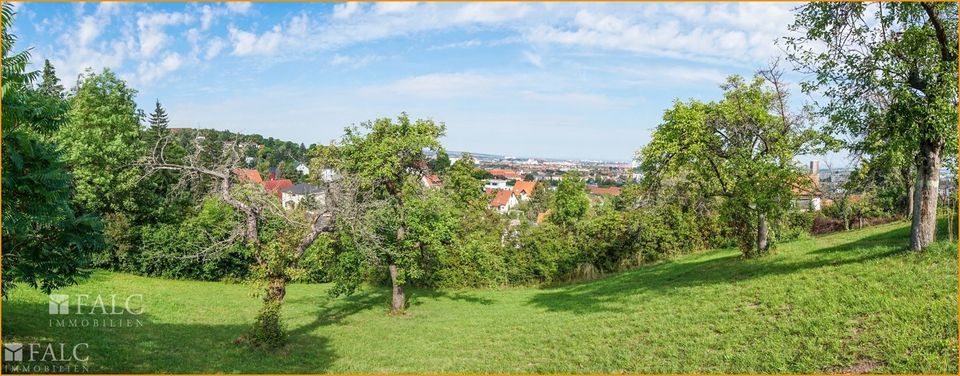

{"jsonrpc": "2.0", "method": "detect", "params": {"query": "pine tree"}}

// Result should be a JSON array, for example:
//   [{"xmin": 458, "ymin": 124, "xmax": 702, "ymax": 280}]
[
  {"xmin": 38, "ymin": 59, "xmax": 65, "ymax": 98},
  {"xmin": 148, "ymin": 99, "xmax": 170, "ymax": 137}
]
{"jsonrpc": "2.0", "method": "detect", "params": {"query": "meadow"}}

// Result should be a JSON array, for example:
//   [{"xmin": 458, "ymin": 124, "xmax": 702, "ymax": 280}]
[{"xmin": 2, "ymin": 220, "xmax": 956, "ymax": 373}]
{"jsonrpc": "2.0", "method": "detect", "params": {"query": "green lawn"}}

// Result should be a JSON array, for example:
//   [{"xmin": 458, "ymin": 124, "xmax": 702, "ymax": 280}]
[{"xmin": 2, "ymin": 220, "xmax": 957, "ymax": 374}]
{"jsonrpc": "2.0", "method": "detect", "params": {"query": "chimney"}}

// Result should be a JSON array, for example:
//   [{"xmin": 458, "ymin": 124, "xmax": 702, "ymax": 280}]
[{"xmin": 809, "ymin": 160, "xmax": 819, "ymax": 175}]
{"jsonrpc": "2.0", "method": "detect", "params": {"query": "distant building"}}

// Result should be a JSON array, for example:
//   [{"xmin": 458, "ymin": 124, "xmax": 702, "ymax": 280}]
[
  {"xmin": 281, "ymin": 183, "xmax": 324, "ymax": 209},
  {"xmin": 512, "ymin": 181, "xmax": 537, "ymax": 200},
  {"xmin": 296, "ymin": 163, "xmax": 310, "ymax": 176},
  {"xmin": 488, "ymin": 169, "xmax": 522, "ymax": 180},
  {"xmin": 422, "ymin": 174, "xmax": 442, "ymax": 188},
  {"xmin": 489, "ymin": 190, "xmax": 518, "ymax": 213},
  {"xmin": 588, "ymin": 186, "xmax": 622, "ymax": 196},
  {"xmin": 232, "ymin": 168, "xmax": 263, "ymax": 184},
  {"xmin": 794, "ymin": 161, "xmax": 823, "ymax": 211},
  {"xmin": 485, "ymin": 179, "xmax": 509, "ymax": 190}
]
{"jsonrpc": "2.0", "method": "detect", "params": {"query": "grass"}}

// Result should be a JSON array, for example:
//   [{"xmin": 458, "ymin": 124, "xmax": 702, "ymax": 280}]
[{"xmin": 2, "ymin": 220, "xmax": 957, "ymax": 373}]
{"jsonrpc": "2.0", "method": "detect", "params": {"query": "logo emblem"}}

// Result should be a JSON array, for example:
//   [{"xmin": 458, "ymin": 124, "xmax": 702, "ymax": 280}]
[
  {"xmin": 48, "ymin": 294, "xmax": 70, "ymax": 315},
  {"xmin": 3, "ymin": 343, "xmax": 23, "ymax": 361}
]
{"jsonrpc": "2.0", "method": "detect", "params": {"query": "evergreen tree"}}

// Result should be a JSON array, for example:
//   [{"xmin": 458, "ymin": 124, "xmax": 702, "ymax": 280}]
[
  {"xmin": 148, "ymin": 99, "xmax": 170, "ymax": 137},
  {"xmin": 38, "ymin": 59, "xmax": 64, "ymax": 98}
]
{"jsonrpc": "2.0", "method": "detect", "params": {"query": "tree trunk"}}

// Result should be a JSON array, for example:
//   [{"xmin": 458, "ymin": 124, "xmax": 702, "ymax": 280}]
[
  {"xmin": 267, "ymin": 277, "xmax": 286, "ymax": 302},
  {"xmin": 388, "ymin": 263, "xmax": 405, "ymax": 314},
  {"xmin": 910, "ymin": 140, "xmax": 943, "ymax": 251},
  {"xmin": 907, "ymin": 184, "xmax": 915, "ymax": 219},
  {"xmin": 756, "ymin": 213, "xmax": 769, "ymax": 254}
]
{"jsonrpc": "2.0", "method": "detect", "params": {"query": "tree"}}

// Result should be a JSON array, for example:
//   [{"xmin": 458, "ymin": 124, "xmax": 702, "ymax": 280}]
[
  {"xmin": 38, "ymin": 59, "xmax": 64, "ymax": 98},
  {"xmin": 639, "ymin": 69, "xmax": 827, "ymax": 257},
  {"xmin": 786, "ymin": 2, "xmax": 958, "ymax": 250},
  {"xmin": 550, "ymin": 171, "xmax": 589, "ymax": 227},
  {"xmin": 148, "ymin": 99, "xmax": 170, "ymax": 138},
  {"xmin": 429, "ymin": 149, "xmax": 451, "ymax": 175},
  {"xmin": 333, "ymin": 112, "xmax": 446, "ymax": 314},
  {"xmin": 142, "ymin": 134, "xmax": 361, "ymax": 348},
  {"xmin": 54, "ymin": 69, "xmax": 144, "ymax": 215},
  {"xmin": 1, "ymin": 3, "xmax": 102, "ymax": 296},
  {"xmin": 444, "ymin": 153, "xmax": 485, "ymax": 208}
]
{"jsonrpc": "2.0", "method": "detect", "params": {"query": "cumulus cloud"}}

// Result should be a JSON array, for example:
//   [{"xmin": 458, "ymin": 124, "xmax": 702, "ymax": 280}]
[{"xmin": 229, "ymin": 25, "xmax": 284, "ymax": 56}]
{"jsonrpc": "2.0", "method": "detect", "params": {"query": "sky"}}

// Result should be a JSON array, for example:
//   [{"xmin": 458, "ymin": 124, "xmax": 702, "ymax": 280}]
[{"xmin": 11, "ymin": 2, "xmax": 844, "ymax": 163}]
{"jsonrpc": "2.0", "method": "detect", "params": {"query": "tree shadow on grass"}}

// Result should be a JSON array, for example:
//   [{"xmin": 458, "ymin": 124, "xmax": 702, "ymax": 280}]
[
  {"xmin": 407, "ymin": 288, "xmax": 496, "ymax": 307},
  {"xmin": 528, "ymin": 225, "xmax": 912, "ymax": 315},
  {"xmin": 2, "ymin": 300, "xmax": 338, "ymax": 373}
]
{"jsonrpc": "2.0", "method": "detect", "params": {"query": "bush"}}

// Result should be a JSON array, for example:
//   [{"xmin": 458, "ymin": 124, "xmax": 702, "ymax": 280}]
[
  {"xmin": 138, "ymin": 198, "xmax": 252, "ymax": 280},
  {"xmin": 778, "ymin": 210, "xmax": 815, "ymax": 242}
]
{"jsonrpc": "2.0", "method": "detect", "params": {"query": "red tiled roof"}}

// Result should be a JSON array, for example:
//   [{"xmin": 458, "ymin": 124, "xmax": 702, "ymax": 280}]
[
  {"xmin": 488, "ymin": 169, "xmax": 521, "ymax": 180},
  {"xmin": 589, "ymin": 186, "xmax": 622, "ymax": 196},
  {"xmin": 489, "ymin": 190, "xmax": 515, "ymax": 207},
  {"xmin": 232, "ymin": 168, "xmax": 263, "ymax": 184},
  {"xmin": 792, "ymin": 174, "xmax": 822, "ymax": 196},
  {"xmin": 424, "ymin": 174, "xmax": 442, "ymax": 187},
  {"xmin": 263, "ymin": 179, "xmax": 294, "ymax": 192},
  {"xmin": 512, "ymin": 181, "xmax": 536, "ymax": 196}
]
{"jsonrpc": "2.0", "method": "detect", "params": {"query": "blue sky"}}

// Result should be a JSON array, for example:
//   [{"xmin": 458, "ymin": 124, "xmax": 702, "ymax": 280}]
[{"xmin": 12, "ymin": 2, "xmax": 842, "ymax": 163}]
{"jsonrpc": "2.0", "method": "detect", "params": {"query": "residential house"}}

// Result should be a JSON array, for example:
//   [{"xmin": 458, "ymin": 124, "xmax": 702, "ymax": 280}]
[
  {"xmin": 512, "ymin": 181, "xmax": 537, "ymax": 200},
  {"xmin": 488, "ymin": 169, "xmax": 522, "ymax": 180},
  {"xmin": 296, "ymin": 163, "xmax": 310, "ymax": 176},
  {"xmin": 422, "ymin": 174, "xmax": 442, "ymax": 188},
  {"xmin": 489, "ymin": 190, "xmax": 518, "ymax": 214},
  {"xmin": 793, "ymin": 161, "xmax": 823, "ymax": 211},
  {"xmin": 588, "ymin": 186, "xmax": 622, "ymax": 196},
  {"xmin": 485, "ymin": 179, "xmax": 509, "ymax": 190},
  {"xmin": 232, "ymin": 168, "xmax": 263, "ymax": 184},
  {"xmin": 281, "ymin": 183, "xmax": 324, "ymax": 209}
]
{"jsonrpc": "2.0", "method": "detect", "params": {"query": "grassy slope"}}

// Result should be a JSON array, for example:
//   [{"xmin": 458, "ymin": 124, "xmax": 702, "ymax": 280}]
[{"xmin": 2, "ymin": 220, "xmax": 957, "ymax": 373}]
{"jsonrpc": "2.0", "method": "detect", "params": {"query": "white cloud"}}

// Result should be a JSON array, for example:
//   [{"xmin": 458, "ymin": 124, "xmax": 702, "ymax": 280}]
[
  {"xmin": 205, "ymin": 38, "xmax": 225, "ymax": 60},
  {"xmin": 330, "ymin": 53, "xmax": 382, "ymax": 69},
  {"xmin": 452, "ymin": 2, "xmax": 531, "ymax": 23},
  {"xmin": 522, "ymin": 51, "xmax": 543, "ymax": 68},
  {"xmin": 373, "ymin": 2, "xmax": 418, "ymax": 15},
  {"xmin": 288, "ymin": 14, "xmax": 310, "ymax": 36},
  {"xmin": 137, "ymin": 52, "xmax": 184, "ymax": 84},
  {"xmin": 332, "ymin": 2, "xmax": 361, "ymax": 19},
  {"xmin": 225, "ymin": 2, "xmax": 253, "ymax": 15},
  {"xmin": 229, "ymin": 25, "xmax": 284, "ymax": 56},
  {"xmin": 136, "ymin": 12, "xmax": 194, "ymax": 58}
]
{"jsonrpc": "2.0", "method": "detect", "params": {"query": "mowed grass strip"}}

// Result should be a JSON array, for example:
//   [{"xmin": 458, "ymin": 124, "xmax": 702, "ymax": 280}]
[{"xmin": 2, "ymin": 220, "xmax": 956, "ymax": 373}]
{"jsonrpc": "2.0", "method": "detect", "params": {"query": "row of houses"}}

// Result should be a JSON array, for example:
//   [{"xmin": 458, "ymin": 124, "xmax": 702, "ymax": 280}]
[{"xmin": 233, "ymin": 168, "xmax": 324, "ymax": 209}]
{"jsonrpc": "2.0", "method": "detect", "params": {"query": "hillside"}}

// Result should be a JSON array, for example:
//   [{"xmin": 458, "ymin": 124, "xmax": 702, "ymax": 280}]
[{"xmin": 2, "ymin": 221, "xmax": 956, "ymax": 373}]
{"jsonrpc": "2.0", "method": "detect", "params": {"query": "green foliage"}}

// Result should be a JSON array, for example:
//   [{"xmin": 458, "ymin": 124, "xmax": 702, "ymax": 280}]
[
  {"xmin": 1, "ymin": 3, "xmax": 102, "ymax": 296},
  {"xmin": 639, "ymin": 72, "xmax": 824, "ymax": 256},
  {"xmin": 550, "ymin": 171, "xmax": 589, "ymax": 227},
  {"xmin": 443, "ymin": 153, "xmax": 485, "ymax": 208},
  {"xmin": 330, "ymin": 112, "xmax": 446, "ymax": 305},
  {"xmin": 55, "ymin": 68, "xmax": 145, "ymax": 215},
  {"xmin": 243, "ymin": 300, "xmax": 286, "ymax": 350},
  {"xmin": 138, "ymin": 197, "xmax": 252, "ymax": 280},
  {"xmin": 428, "ymin": 149, "xmax": 451, "ymax": 175},
  {"xmin": 38, "ymin": 59, "xmax": 64, "ymax": 98}
]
